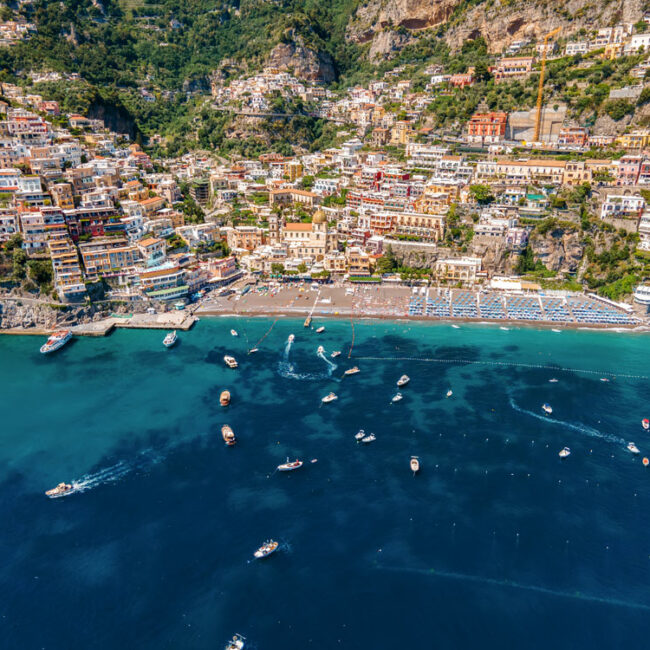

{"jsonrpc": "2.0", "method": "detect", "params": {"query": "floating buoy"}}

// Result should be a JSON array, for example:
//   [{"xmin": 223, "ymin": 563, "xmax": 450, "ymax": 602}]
[{"xmin": 643, "ymin": 457, "xmax": 649, "ymax": 467}]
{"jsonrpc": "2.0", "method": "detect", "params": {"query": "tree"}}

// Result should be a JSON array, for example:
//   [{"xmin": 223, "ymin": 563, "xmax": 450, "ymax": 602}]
[
  {"xmin": 297, "ymin": 262, "xmax": 308, "ymax": 273},
  {"xmin": 12, "ymin": 248, "xmax": 27, "ymax": 280},
  {"xmin": 271, "ymin": 263, "xmax": 285, "ymax": 275},
  {"xmin": 3, "ymin": 233, "xmax": 22, "ymax": 252},
  {"xmin": 469, "ymin": 184, "xmax": 494, "ymax": 205},
  {"xmin": 603, "ymin": 99, "xmax": 634, "ymax": 121}
]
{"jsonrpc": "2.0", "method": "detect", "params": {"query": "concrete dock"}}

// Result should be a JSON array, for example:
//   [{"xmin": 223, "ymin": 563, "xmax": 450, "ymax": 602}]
[{"xmin": 71, "ymin": 311, "xmax": 198, "ymax": 337}]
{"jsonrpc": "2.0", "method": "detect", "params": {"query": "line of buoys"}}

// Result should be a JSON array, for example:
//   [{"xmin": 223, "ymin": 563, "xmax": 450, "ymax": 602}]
[{"xmin": 353, "ymin": 356, "xmax": 648, "ymax": 380}]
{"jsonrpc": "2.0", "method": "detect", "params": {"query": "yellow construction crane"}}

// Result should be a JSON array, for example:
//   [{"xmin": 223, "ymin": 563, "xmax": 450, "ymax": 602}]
[{"xmin": 533, "ymin": 26, "xmax": 562, "ymax": 142}]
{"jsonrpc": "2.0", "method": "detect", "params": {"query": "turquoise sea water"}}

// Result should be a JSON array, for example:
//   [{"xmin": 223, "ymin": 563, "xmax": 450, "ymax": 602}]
[{"xmin": 2, "ymin": 318, "xmax": 650, "ymax": 648}]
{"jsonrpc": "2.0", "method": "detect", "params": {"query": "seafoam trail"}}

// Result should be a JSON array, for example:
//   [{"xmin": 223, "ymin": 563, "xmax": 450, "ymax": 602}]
[
  {"xmin": 509, "ymin": 398, "xmax": 625, "ymax": 445},
  {"xmin": 277, "ymin": 337, "xmax": 338, "ymax": 381}
]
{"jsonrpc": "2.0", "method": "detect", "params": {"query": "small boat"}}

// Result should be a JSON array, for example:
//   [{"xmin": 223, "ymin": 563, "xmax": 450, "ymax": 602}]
[
  {"xmin": 500, "ymin": 326, "xmax": 510, "ymax": 331},
  {"xmin": 446, "ymin": 389, "xmax": 452, "ymax": 398},
  {"xmin": 40, "ymin": 330, "xmax": 72, "ymax": 354},
  {"xmin": 248, "ymin": 348, "xmax": 259, "ymax": 354},
  {"xmin": 45, "ymin": 482, "xmax": 73, "ymax": 498},
  {"xmin": 254, "ymin": 540, "xmax": 279, "ymax": 559},
  {"xmin": 392, "ymin": 392, "xmax": 403, "ymax": 403},
  {"xmin": 549, "ymin": 378, "xmax": 559, "ymax": 383},
  {"xmin": 551, "ymin": 328, "xmax": 561, "ymax": 333},
  {"xmin": 397, "ymin": 374, "xmax": 410, "ymax": 387},
  {"xmin": 220, "ymin": 390, "xmax": 231, "ymax": 406},
  {"xmin": 627, "ymin": 442, "xmax": 640, "ymax": 454},
  {"xmin": 331, "ymin": 351, "xmax": 341, "ymax": 358},
  {"xmin": 163, "ymin": 331, "xmax": 177, "ymax": 348},
  {"xmin": 542, "ymin": 403, "xmax": 553, "ymax": 415},
  {"xmin": 355, "ymin": 429, "xmax": 366, "ymax": 441},
  {"xmin": 344, "ymin": 366, "xmax": 360, "ymax": 376},
  {"xmin": 221, "ymin": 424, "xmax": 236, "ymax": 446},
  {"xmin": 322, "ymin": 392, "xmax": 338, "ymax": 403},
  {"xmin": 600, "ymin": 377, "xmax": 610, "ymax": 383},
  {"xmin": 642, "ymin": 419, "xmax": 649, "ymax": 430},
  {"xmin": 361, "ymin": 433, "xmax": 376, "ymax": 443},
  {"xmin": 317, "ymin": 345, "xmax": 325, "ymax": 355},
  {"xmin": 644, "ymin": 457, "xmax": 649, "ymax": 467},
  {"xmin": 231, "ymin": 329, "xmax": 238, "ymax": 337},
  {"xmin": 277, "ymin": 458, "xmax": 303, "ymax": 471},
  {"xmin": 559, "ymin": 447, "xmax": 571, "ymax": 458},
  {"xmin": 225, "ymin": 633, "xmax": 246, "ymax": 650},
  {"xmin": 224, "ymin": 355, "xmax": 238, "ymax": 368},
  {"xmin": 410, "ymin": 456, "xmax": 420, "ymax": 474},
  {"xmin": 451, "ymin": 324, "xmax": 460, "ymax": 329},
  {"xmin": 316, "ymin": 326, "xmax": 325, "ymax": 333},
  {"xmin": 288, "ymin": 334, "xmax": 295, "ymax": 343}
]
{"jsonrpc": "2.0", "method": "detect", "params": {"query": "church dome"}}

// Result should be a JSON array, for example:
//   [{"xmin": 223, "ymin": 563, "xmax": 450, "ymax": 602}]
[{"xmin": 312, "ymin": 208, "xmax": 326, "ymax": 224}]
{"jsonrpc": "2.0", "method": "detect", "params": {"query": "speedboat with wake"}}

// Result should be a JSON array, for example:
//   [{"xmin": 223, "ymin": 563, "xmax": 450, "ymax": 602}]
[
  {"xmin": 558, "ymin": 447, "xmax": 571, "ymax": 458},
  {"xmin": 225, "ymin": 634, "xmax": 246, "ymax": 650},
  {"xmin": 643, "ymin": 418, "xmax": 649, "ymax": 431},
  {"xmin": 317, "ymin": 345, "xmax": 325, "ymax": 355},
  {"xmin": 45, "ymin": 482, "xmax": 73, "ymax": 498},
  {"xmin": 224, "ymin": 355, "xmax": 238, "ymax": 368},
  {"xmin": 355, "ymin": 429, "xmax": 366, "ymax": 441},
  {"xmin": 392, "ymin": 392, "xmax": 403, "ymax": 403},
  {"xmin": 410, "ymin": 456, "xmax": 420, "ymax": 474},
  {"xmin": 397, "ymin": 375, "xmax": 410, "ymax": 388},
  {"xmin": 322, "ymin": 392, "xmax": 338, "ymax": 404},
  {"xmin": 163, "ymin": 331, "xmax": 177, "ymax": 348},
  {"xmin": 542, "ymin": 403, "xmax": 553, "ymax": 415},
  {"xmin": 254, "ymin": 540, "xmax": 279, "ymax": 559},
  {"xmin": 221, "ymin": 424, "xmax": 236, "ymax": 446},
  {"xmin": 40, "ymin": 330, "xmax": 72, "ymax": 354},
  {"xmin": 288, "ymin": 334, "xmax": 295, "ymax": 343},
  {"xmin": 627, "ymin": 442, "xmax": 640, "ymax": 454},
  {"xmin": 344, "ymin": 366, "xmax": 360, "ymax": 376},
  {"xmin": 277, "ymin": 458, "xmax": 303, "ymax": 471}
]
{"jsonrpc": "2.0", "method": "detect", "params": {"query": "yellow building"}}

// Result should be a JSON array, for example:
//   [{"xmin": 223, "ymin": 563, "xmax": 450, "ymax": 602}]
[{"xmin": 616, "ymin": 131, "xmax": 650, "ymax": 150}]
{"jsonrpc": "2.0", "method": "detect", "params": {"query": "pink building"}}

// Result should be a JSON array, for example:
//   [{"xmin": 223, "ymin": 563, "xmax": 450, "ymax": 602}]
[{"xmin": 617, "ymin": 155, "xmax": 642, "ymax": 185}]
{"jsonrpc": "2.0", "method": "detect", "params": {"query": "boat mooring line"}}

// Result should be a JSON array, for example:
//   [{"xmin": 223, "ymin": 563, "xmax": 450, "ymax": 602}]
[
  {"xmin": 348, "ymin": 319, "xmax": 355, "ymax": 359},
  {"xmin": 375, "ymin": 564, "xmax": 650, "ymax": 612},
  {"xmin": 351, "ymin": 356, "xmax": 648, "ymax": 380},
  {"xmin": 251, "ymin": 317, "xmax": 279, "ymax": 350}
]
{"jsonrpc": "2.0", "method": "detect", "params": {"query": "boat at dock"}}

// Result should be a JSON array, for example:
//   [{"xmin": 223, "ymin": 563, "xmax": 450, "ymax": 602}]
[
  {"xmin": 304, "ymin": 316, "xmax": 312, "ymax": 328},
  {"xmin": 559, "ymin": 447, "xmax": 571, "ymax": 458},
  {"xmin": 254, "ymin": 540, "xmax": 279, "ymax": 559},
  {"xmin": 397, "ymin": 375, "xmax": 410, "ymax": 387},
  {"xmin": 277, "ymin": 458, "xmax": 303, "ymax": 472},
  {"xmin": 316, "ymin": 326, "xmax": 325, "ymax": 333},
  {"xmin": 221, "ymin": 425, "xmax": 236, "ymax": 446},
  {"xmin": 224, "ymin": 355, "xmax": 238, "ymax": 368},
  {"xmin": 220, "ymin": 390, "xmax": 231, "ymax": 406},
  {"xmin": 322, "ymin": 392, "xmax": 338, "ymax": 403},
  {"xmin": 230, "ymin": 329, "xmax": 238, "ymax": 337},
  {"xmin": 163, "ymin": 331, "xmax": 177, "ymax": 348},
  {"xmin": 627, "ymin": 442, "xmax": 640, "ymax": 454},
  {"xmin": 542, "ymin": 403, "xmax": 553, "ymax": 415},
  {"xmin": 45, "ymin": 482, "xmax": 73, "ymax": 498},
  {"xmin": 40, "ymin": 330, "xmax": 72, "ymax": 355},
  {"xmin": 344, "ymin": 366, "xmax": 360, "ymax": 376},
  {"xmin": 225, "ymin": 634, "xmax": 246, "ymax": 650},
  {"xmin": 410, "ymin": 456, "xmax": 420, "ymax": 474},
  {"xmin": 392, "ymin": 392, "xmax": 403, "ymax": 403}
]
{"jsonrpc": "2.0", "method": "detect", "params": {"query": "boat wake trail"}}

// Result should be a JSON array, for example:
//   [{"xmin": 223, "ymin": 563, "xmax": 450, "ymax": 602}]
[
  {"xmin": 277, "ymin": 340, "xmax": 338, "ymax": 381},
  {"xmin": 509, "ymin": 398, "xmax": 625, "ymax": 445},
  {"xmin": 317, "ymin": 350, "xmax": 337, "ymax": 377},
  {"xmin": 375, "ymin": 564, "xmax": 650, "ymax": 612}
]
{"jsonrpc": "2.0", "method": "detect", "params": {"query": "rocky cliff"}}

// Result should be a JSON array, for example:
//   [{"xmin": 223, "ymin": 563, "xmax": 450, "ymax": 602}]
[
  {"xmin": 529, "ymin": 229, "xmax": 584, "ymax": 274},
  {"xmin": 266, "ymin": 37, "xmax": 336, "ymax": 83}
]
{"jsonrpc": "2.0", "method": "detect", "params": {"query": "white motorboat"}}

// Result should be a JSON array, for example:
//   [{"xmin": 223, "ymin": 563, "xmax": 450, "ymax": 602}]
[
  {"xmin": 45, "ymin": 482, "xmax": 73, "ymax": 498},
  {"xmin": 254, "ymin": 540, "xmax": 279, "ymax": 559},
  {"xmin": 643, "ymin": 419, "xmax": 650, "ymax": 430},
  {"xmin": 559, "ymin": 447, "xmax": 571, "ymax": 458},
  {"xmin": 225, "ymin": 634, "xmax": 246, "ymax": 650},
  {"xmin": 344, "ymin": 366, "xmax": 360, "ymax": 376},
  {"xmin": 410, "ymin": 456, "xmax": 420, "ymax": 474},
  {"xmin": 396, "ymin": 375, "xmax": 410, "ymax": 387},
  {"xmin": 549, "ymin": 378, "xmax": 559, "ymax": 383},
  {"xmin": 361, "ymin": 433, "xmax": 376, "ymax": 443},
  {"xmin": 542, "ymin": 403, "xmax": 553, "ymax": 415},
  {"xmin": 451, "ymin": 324, "xmax": 460, "ymax": 329},
  {"xmin": 231, "ymin": 329, "xmax": 238, "ymax": 337},
  {"xmin": 277, "ymin": 458, "xmax": 303, "ymax": 471},
  {"xmin": 551, "ymin": 329, "xmax": 562, "ymax": 333},
  {"xmin": 288, "ymin": 334, "xmax": 295, "ymax": 343},
  {"xmin": 224, "ymin": 355, "xmax": 238, "ymax": 368},
  {"xmin": 446, "ymin": 389, "xmax": 453, "ymax": 398},
  {"xmin": 316, "ymin": 326, "xmax": 325, "ymax": 333},
  {"xmin": 40, "ymin": 330, "xmax": 72, "ymax": 354},
  {"xmin": 355, "ymin": 429, "xmax": 366, "ymax": 441},
  {"xmin": 331, "ymin": 351, "xmax": 341, "ymax": 358},
  {"xmin": 627, "ymin": 442, "xmax": 640, "ymax": 454},
  {"xmin": 322, "ymin": 392, "xmax": 338, "ymax": 403},
  {"xmin": 248, "ymin": 348, "xmax": 259, "ymax": 354},
  {"xmin": 163, "ymin": 330, "xmax": 177, "ymax": 348},
  {"xmin": 392, "ymin": 392, "xmax": 403, "ymax": 403},
  {"xmin": 500, "ymin": 326, "xmax": 510, "ymax": 331},
  {"xmin": 600, "ymin": 377, "xmax": 610, "ymax": 383},
  {"xmin": 317, "ymin": 345, "xmax": 325, "ymax": 355}
]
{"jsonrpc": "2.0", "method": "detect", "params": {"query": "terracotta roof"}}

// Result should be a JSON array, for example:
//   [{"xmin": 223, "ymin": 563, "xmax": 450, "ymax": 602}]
[{"xmin": 284, "ymin": 223, "xmax": 313, "ymax": 231}]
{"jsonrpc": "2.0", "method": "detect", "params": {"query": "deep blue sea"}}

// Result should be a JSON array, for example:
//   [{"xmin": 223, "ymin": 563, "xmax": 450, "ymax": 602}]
[{"xmin": 2, "ymin": 318, "xmax": 650, "ymax": 649}]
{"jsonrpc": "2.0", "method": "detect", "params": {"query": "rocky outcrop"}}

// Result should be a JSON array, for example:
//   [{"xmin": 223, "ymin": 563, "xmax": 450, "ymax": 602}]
[
  {"xmin": 266, "ymin": 38, "xmax": 335, "ymax": 83},
  {"xmin": 529, "ymin": 230, "xmax": 584, "ymax": 274},
  {"xmin": 470, "ymin": 238, "xmax": 510, "ymax": 275},
  {"xmin": 368, "ymin": 30, "xmax": 412, "ymax": 63},
  {"xmin": 386, "ymin": 240, "xmax": 439, "ymax": 268}
]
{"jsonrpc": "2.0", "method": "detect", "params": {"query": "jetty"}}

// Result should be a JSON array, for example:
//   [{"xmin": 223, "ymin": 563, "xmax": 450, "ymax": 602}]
[{"xmin": 70, "ymin": 311, "xmax": 198, "ymax": 337}]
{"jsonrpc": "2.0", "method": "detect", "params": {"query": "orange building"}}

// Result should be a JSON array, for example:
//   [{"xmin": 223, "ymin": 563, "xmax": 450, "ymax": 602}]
[{"xmin": 467, "ymin": 112, "xmax": 508, "ymax": 144}]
